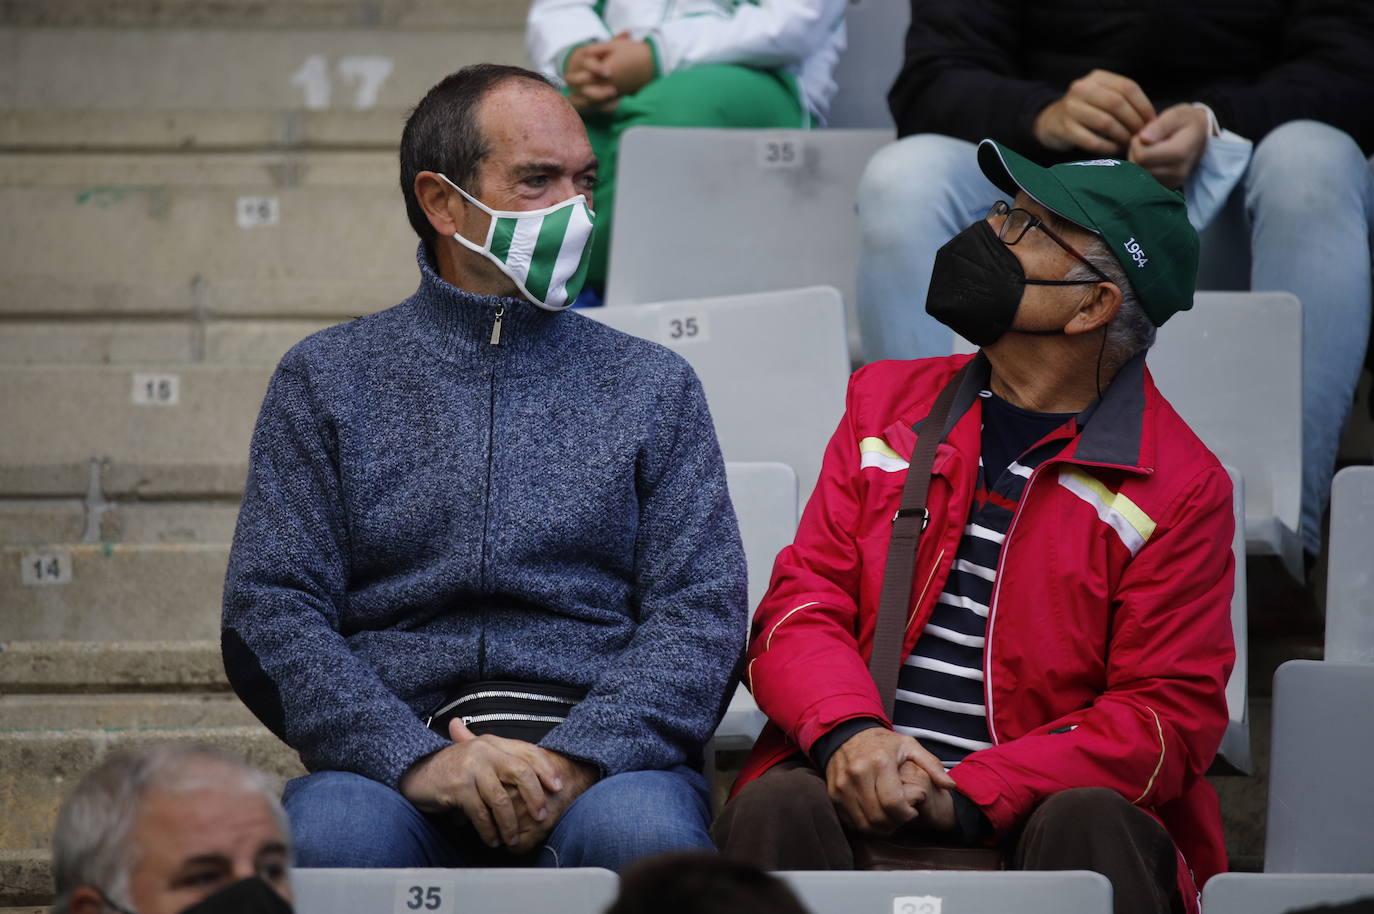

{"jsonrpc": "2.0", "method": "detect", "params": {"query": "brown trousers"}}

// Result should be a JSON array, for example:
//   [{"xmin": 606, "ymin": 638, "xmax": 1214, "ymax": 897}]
[{"xmin": 712, "ymin": 759, "xmax": 1184, "ymax": 914}]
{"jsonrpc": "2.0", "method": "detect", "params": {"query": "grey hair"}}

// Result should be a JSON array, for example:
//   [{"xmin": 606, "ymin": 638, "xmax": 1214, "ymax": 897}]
[
  {"xmin": 1063, "ymin": 235, "xmax": 1156, "ymax": 371},
  {"xmin": 50, "ymin": 744, "xmax": 290, "ymax": 914}
]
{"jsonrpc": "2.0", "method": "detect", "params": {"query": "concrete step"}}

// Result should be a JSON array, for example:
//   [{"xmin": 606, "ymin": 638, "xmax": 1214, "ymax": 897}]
[
  {"xmin": 0, "ymin": 152, "xmax": 415, "ymax": 318},
  {"xmin": 1, "ymin": 544, "xmax": 226, "ymax": 640},
  {"xmin": 0, "ymin": 363, "xmax": 271, "ymax": 496},
  {"xmin": 0, "ymin": 500, "xmax": 241, "ymax": 546},
  {"xmin": 0, "ymin": 724, "xmax": 304, "ymax": 853},
  {"xmin": 0, "ymin": 108, "xmax": 406, "ymax": 152},
  {"xmin": 0, "ymin": 641, "xmax": 226, "ymax": 694},
  {"xmin": 1, "ymin": 26, "xmax": 524, "ymax": 122},
  {"xmin": 0, "ymin": 693, "xmax": 256, "ymax": 730},
  {"xmin": 2, "ymin": 0, "xmax": 526, "ymax": 29},
  {"xmin": 0, "ymin": 849, "xmax": 48, "ymax": 910},
  {"xmin": 0, "ymin": 501, "xmax": 87, "ymax": 545},
  {"xmin": 0, "ymin": 319, "xmax": 335, "ymax": 364}
]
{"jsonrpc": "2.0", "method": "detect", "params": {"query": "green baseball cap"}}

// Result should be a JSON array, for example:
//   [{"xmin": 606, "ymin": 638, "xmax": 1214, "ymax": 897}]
[{"xmin": 976, "ymin": 139, "xmax": 1200, "ymax": 327}]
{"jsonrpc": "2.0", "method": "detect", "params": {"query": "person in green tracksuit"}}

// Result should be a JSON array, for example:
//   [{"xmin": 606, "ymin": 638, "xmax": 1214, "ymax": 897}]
[{"xmin": 526, "ymin": 0, "xmax": 849, "ymax": 296}]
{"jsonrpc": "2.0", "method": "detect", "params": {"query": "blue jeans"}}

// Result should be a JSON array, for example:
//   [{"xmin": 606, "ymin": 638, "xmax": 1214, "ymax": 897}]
[
  {"xmin": 856, "ymin": 122, "xmax": 1374, "ymax": 554},
  {"xmin": 282, "ymin": 766, "xmax": 713, "ymax": 871}
]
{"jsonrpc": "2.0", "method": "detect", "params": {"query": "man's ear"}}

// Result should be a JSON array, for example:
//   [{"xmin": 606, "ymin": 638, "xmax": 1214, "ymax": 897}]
[
  {"xmin": 1066, "ymin": 281, "xmax": 1122, "ymax": 335},
  {"xmin": 67, "ymin": 886, "xmax": 109, "ymax": 914},
  {"xmin": 413, "ymin": 171, "xmax": 464, "ymax": 239}
]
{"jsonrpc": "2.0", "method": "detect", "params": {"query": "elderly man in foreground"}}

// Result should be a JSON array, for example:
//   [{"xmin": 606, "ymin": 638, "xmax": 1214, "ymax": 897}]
[
  {"xmin": 51, "ymin": 744, "xmax": 292, "ymax": 914},
  {"xmin": 716, "ymin": 142, "xmax": 1235, "ymax": 914}
]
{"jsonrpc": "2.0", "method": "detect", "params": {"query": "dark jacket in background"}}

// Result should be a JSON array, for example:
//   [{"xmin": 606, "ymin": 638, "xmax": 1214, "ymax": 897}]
[{"xmin": 890, "ymin": 0, "xmax": 1374, "ymax": 163}]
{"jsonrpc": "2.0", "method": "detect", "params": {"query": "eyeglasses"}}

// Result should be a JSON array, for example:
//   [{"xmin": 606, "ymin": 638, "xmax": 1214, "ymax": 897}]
[{"xmin": 987, "ymin": 200, "xmax": 1112, "ymax": 284}]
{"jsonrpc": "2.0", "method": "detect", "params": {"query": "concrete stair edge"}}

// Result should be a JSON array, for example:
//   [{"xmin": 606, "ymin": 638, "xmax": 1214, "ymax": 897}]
[
  {"xmin": 0, "ymin": 0, "xmax": 529, "ymax": 29},
  {"xmin": 0, "ymin": 849, "xmax": 50, "ymax": 909},
  {"xmin": 0, "ymin": 641, "xmax": 227, "ymax": 693}
]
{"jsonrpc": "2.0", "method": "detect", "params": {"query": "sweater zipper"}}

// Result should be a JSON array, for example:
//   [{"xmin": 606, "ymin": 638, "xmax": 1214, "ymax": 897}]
[
  {"xmin": 477, "ymin": 354, "xmax": 500, "ymax": 678},
  {"xmin": 490, "ymin": 305, "xmax": 504, "ymax": 345}
]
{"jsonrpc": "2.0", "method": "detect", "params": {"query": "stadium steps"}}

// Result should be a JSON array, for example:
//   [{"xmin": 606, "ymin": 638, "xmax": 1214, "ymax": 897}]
[
  {"xmin": 0, "ymin": 642, "xmax": 294, "ymax": 907},
  {"xmin": 0, "ymin": 152, "xmax": 416, "ymax": 319},
  {"xmin": 0, "ymin": 3, "xmax": 528, "ymax": 908},
  {"xmin": 0, "ymin": 727, "xmax": 302, "ymax": 908}
]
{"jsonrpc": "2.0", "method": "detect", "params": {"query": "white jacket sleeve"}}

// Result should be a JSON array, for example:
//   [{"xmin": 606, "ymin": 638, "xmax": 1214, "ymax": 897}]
[
  {"xmin": 526, "ymin": 0, "xmax": 612, "ymax": 86},
  {"xmin": 647, "ymin": 0, "xmax": 848, "ymax": 74}
]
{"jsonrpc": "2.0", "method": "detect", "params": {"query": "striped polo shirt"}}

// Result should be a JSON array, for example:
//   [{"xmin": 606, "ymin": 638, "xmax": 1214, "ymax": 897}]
[{"xmin": 891, "ymin": 390, "xmax": 1080, "ymax": 767}]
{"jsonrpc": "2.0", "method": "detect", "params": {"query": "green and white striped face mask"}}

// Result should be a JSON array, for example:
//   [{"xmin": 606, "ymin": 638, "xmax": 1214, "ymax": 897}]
[{"xmin": 438, "ymin": 173, "xmax": 596, "ymax": 311}]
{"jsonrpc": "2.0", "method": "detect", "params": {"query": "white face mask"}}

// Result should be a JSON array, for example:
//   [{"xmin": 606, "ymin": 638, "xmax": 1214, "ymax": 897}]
[{"xmin": 438, "ymin": 174, "xmax": 596, "ymax": 311}]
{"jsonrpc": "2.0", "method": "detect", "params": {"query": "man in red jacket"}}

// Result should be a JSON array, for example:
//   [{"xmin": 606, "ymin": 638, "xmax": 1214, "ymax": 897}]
[
  {"xmin": 857, "ymin": 0, "xmax": 1374, "ymax": 576},
  {"xmin": 715, "ymin": 141, "xmax": 1235, "ymax": 914}
]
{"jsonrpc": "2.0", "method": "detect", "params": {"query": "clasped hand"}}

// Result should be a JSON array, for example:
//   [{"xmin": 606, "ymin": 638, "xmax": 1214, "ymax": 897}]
[
  {"xmin": 825, "ymin": 728, "xmax": 959, "ymax": 835},
  {"xmin": 1032, "ymin": 68, "xmax": 1212, "ymax": 188},
  {"xmin": 399, "ymin": 719, "xmax": 597, "ymax": 853},
  {"xmin": 564, "ymin": 32, "xmax": 656, "ymax": 114}
]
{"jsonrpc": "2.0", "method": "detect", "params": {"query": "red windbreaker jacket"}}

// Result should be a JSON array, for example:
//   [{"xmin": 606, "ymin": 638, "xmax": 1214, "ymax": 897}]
[{"xmin": 733, "ymin": 353, "xmax": 1235, "ymax": 908}]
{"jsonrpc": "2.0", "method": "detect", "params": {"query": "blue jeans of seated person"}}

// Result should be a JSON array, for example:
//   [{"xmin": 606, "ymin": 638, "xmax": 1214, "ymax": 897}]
[
  {"xmin": 856, "ymin": 121, "xmax": 1374, "ymax": 556},
  {"xmin": 283, "ymin": 766, "xmax": 713, "ymax": 870}
]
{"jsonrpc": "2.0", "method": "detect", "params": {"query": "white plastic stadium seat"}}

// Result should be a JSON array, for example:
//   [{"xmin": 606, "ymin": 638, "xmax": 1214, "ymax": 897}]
[
  {"xmin": 1216, "ymin": 466, "xmax": 1251, "ymax": 774},
  {"xmin": 1265, "ymin": 660, "xmax": 1374, "ymax": 873},
  {"xmin": 585, "ymin": 286, "xmax": 850, "ymax": 507},
  {"xmin": 605, "ymin": 126, "xmax": 893, "ymax": 361},
  {"xmin": 778, "ymin": 870, "xmax": 1112, "ymax": 914},
  {"xmin": 1148, "ymin": 291, "xmax": 1304, "ymax": 579},
  {"xmin": 716, "ymin": 461, "xmax": 800, "ymax": 750},
  {"xmin": 291, "ymin": 868, "xmax": 618, "ymax": 914},
  {"xmin": 726, "ymin": 461, "xmax": 800, "ymax": 612},
  {"xmin": 824, "ymin": 0, "xmax": 909, "ymax": 130},
  {"xmin": 1203, "ymin": 873, "xmax": 1374, "ymax": 914},
  {"xmin": 1325, "ymin": 465, "xmax": 1374, "ymax": 662}
]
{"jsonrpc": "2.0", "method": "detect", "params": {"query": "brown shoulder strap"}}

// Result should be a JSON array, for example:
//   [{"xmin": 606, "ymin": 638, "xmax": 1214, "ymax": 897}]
[{"xmin": 868, "ymin": 363, "xmax": 970, "ymax": 719}]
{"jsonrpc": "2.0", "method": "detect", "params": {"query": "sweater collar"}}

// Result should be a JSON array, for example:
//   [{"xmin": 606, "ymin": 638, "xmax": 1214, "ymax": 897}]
[{"xmin": 405, "ymin": 242, "xmax": 564, "ymax": 364}]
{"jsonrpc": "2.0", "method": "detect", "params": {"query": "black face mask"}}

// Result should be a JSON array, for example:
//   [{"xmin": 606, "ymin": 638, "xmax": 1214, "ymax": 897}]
[
  {"xmin": 926, "ymin": 219, "xmax": 1096, "ymax": 346},
  {"xmin": 179, "ymin": 877, "xmax": 292, "ymax": 914},
  {"xmin": 103, "ymin": 877, "xmax": 293, "ymax": 914}
]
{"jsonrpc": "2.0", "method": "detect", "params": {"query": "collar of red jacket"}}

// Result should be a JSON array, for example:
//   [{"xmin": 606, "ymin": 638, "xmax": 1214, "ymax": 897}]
[{"xmin": 906, "ymin": 351, "xmax": 1156, "ymax": 476}]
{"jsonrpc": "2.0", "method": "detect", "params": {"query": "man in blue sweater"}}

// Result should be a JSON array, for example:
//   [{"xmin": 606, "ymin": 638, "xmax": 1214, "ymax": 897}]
[{"xmin": 222, "ymin": 63, "xmax": 748, "ymax": 870}]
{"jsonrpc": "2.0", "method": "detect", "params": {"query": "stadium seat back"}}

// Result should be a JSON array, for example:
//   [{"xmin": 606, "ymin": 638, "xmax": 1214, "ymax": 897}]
[
  {"xmin": 605, "ymin": 127, "xmax": 893, "ymax": 361},
  {"xmin": 1326, "ymin": 466, "xmax": 1374, "ymax": 662},
  {"xmin": 585, "ymin": 286, "xmax": 850, "ymax": 506},
  {"xmin": 1147, "ymin": 291, "xmax": 1304, "ymax": 579},
  {"xmin": 1265, "ymin": 660, "xmax": 1374, "ymax": 872},
  {"xmin": 777, "ymin": 870, "xmax": 1113, "ymax": 914},
  {"xmin": 291, "ymin": 868, "xmax": 619, "ymax": 914},
  {"xmin": 716, "ymin": 461, "xmax": 800, "ymax": 749},
  {"xmin": 1203, "ymin": 873, "xmax": 1374, "ymax": 914},
  {"xmin": 824, "ymin": 0, "xmax": 909, "ymax": 130},
  {"xmin": 1216, "ymin": 465, "xmax": 1251, "ymax": 774},
  {"xmin": 725, "ymin": 461, "xmax": 800, "ymax": 612}
]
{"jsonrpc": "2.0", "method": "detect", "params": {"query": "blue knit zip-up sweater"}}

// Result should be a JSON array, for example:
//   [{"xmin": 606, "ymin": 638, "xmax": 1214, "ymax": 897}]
[{"xmin": 222, "ymin": 246, "xmax": 748, "ymax": 788}]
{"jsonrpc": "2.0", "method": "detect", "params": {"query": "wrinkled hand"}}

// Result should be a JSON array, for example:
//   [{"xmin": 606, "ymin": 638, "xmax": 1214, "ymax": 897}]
[
  {"xmin": 899, "ymin": 761, "xmax": 957, "ymax": 832},
  {"xmin": 1128, "ymin": 103, "xmax": 1211, "ymax": 189},
  {"xmin": 565, "ymin": 42, "xmax": 620, "ymax": 114},
  {"xmin": 501, "ymin": 743, "xmax": 599, "ymax": 854},
  {"xmin": 825, "ymin": 728, "xmax": 956, "ymax": 835},
  {"xmin": 399, "ymin": 719, "xmax": 564, "ymax": 849},
  {"xmin": 1033, "ymin": 69, "xmax": 1157, "ymax": 156}
]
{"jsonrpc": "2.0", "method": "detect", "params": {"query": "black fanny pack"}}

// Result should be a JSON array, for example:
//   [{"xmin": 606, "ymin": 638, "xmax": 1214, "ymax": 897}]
[{"xmin": 425, "ymin": 680, "xmax": 586, "ymax": 743}]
